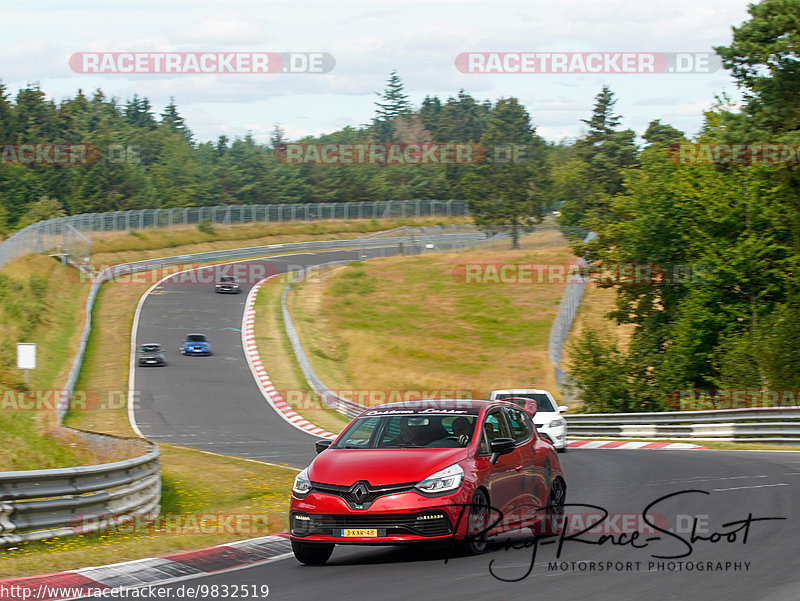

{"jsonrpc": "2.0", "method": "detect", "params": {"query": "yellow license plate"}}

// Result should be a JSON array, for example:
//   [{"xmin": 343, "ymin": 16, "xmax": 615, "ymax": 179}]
[{"xmin": 341, "ymin": 528, "xmax": 378, "ymax": 537}]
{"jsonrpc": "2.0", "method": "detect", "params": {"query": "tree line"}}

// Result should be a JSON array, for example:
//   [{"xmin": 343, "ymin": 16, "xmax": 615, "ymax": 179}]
[{"xmin": 567, "ymin": 0, "xmax": 800, "ymax": 411}]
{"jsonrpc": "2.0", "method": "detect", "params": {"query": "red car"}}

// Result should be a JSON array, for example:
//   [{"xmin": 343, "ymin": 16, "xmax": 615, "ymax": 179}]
[{"xmin": 289, "ymin": 399, "xmax": 567, "ymax": 565}]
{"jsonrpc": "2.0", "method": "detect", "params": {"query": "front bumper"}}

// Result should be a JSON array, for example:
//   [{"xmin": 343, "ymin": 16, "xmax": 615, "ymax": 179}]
[
  {"xmin": 183, "ymin": 348, "xmax": 211, "ymax": 355},
  {"xmin": 139, "ymin": 358, "xmax": 165, "ymax": 365},
  {"xmin": 215, "ymin": 286, "xmax": 239, "ymax": 293},
  {"xmin": 537, "ymin": 424, "xmax": 567, "ymax": 449},
  {"xmin": 290, "ymin": 489, "xmax": 475, "ymax": 544}
]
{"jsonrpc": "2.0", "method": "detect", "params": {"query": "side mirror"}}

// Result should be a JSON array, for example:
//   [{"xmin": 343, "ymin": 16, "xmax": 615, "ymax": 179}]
[
  {"xmin": 315, "ymin": 439, "xmax": 333, "ymax": 454},
  {"xmin": 558, "ymin": 405, "xmax": 568, "ymax": 413},
  {"xmin": 489, "ymin": 437, "xmax": 516, "ymax": 464}
]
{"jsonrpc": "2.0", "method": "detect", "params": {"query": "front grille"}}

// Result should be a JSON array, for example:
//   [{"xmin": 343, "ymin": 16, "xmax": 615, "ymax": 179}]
[
  {"xmin": 291, "ymin": 512, "xmax": 452, "ymax": 538},
  {"xmin": 310, "ymin": 481, "xmax": 415, "ymax": 509}
]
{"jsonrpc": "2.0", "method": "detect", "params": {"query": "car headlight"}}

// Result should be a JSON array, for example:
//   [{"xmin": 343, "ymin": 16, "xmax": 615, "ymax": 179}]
[
  {"xmin": 548, "ymin": 418, "xmax": 566, "ymax": 428},
  {"xmin": 292, "ymin": 468, "xmax": 312, "ymax": 496},
  {"xmin": 415, "ymin": 463, "xmax": 463, "ymax": 495}
]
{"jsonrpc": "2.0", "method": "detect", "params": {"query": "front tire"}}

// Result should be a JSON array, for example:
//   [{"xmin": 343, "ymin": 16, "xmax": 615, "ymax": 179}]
[
  {"xmin": 291, "ymin": 539, "xmax": 334, "ymax": 565},
  {"xmin": 460, "ymin": 488, "xmax": 490, "ymax": 555},
  {"xmin": 539, "ymin": 477, "xmax": 566, "ymax": 536}
]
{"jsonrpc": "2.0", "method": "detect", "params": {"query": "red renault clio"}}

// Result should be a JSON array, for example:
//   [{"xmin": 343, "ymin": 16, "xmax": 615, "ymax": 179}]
[{"xmin": 289, "ymin": 399, "xmax": 567, "ymax": 564}]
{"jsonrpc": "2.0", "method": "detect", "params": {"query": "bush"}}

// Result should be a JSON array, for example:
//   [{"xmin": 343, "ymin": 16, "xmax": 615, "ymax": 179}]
[{"xmin": 198, "ymin": 218, "xmax": 216, "ymax": 234}]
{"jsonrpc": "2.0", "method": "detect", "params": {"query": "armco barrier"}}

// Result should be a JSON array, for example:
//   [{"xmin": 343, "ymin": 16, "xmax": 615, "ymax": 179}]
[
  {"xmin": 548, "ymin": 231, "xmax": 597, "ymax": 400},
  {"xmin": 0, "ymin": 432, "xmax": 159, "ymax": 545},
  {"xmin": 565, "ymin": 407, "xmax": 800, "ymax": 443}
]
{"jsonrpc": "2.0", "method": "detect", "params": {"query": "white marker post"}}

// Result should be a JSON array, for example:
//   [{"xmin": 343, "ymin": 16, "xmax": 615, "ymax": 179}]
[{"xmin": 16, "ymin": 343, "xmax": 36, "ymax": 389}]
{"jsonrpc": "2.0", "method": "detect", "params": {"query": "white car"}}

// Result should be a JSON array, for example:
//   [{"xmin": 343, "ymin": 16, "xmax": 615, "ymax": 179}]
[{"xmin": 489, "ymin": 389, "xmax": 568, "ymax": 452}]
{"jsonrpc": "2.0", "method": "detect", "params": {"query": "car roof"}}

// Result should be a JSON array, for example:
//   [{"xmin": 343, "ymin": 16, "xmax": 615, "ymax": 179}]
[
  {"xmin": 491, "ymin": 389, "xmax": 553, "ymax": 395},
  {"xmin": 365, "ymin": 399, "xmax": 499, "ymax": 412},
  {"xmin": 141, "ymin": 342, "xmax": 161, "ymax": 346}
]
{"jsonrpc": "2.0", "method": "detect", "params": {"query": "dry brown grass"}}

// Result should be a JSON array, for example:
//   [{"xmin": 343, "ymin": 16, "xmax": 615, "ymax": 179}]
[{"xmin": 289, "ymin": 228, "xmax": 576, "ymax": 406}]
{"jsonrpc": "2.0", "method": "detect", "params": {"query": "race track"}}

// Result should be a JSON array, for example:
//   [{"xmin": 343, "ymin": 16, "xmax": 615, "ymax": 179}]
[{"xmin": 131, "ymin": 246, "xmax": 800, "ymax": 601}]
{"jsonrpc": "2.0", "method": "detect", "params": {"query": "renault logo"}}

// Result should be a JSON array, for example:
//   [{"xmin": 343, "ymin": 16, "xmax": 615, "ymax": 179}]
[{"xmin": 351, "ymin": 482, "xmax": 369, "ymax": 505}]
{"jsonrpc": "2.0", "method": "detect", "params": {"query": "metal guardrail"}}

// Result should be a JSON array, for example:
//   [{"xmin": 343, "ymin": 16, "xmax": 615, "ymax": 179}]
[
  {"xmin": 548, "ymin": 231, "xmax": 597, "ymax": 401},
  {"xmin": 0, "ymin": 433, "xmax": 159, "ymax": 545},
  {"xmin": 565, "ymin": 407, "xmax": 800, "ymax": 442},
  {"xmin": 0, "ymin": 200, "xmax": 469, "ymax": 269},
  {"xmin": 282, "ymin": 264, "xmax": 366, "ymax": 419}
]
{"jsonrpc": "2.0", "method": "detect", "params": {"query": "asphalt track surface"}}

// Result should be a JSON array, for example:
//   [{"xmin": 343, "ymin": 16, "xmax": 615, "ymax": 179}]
[
  {"xmin": 133, "ymin": 245, "xmax": 405, "ymax": 468},
  {"xmin": 133, "ymin": 247, "xmax": 800, "ymax": 601}
]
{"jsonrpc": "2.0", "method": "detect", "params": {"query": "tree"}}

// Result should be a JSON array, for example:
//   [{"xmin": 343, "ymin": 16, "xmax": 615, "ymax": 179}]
[
  {"xmin": 160, "ymin": 97, "xmax": 192, "ymax": 142},
  {"xmin": 468, "ymin": 98, "xmax": 545, "ymax": 248},
  {"xmin": 17, "ymin": 196, "xmax": 66, "ymax": 228},
  {"xmin": 714, "ymin": 0, "xmax": 800, "ymax": 137},
  {"xmin": 561, "ymin": 86, "xmax": 637, "ymax": 225},
  {"xmin": 372, "ymin": 70, "xmax": 411, "ymax": 142},
  {"xmin": 643, "ymin": 119, "xmax": 686, "ymax": 147},
  {"xmin": 124, "ymin": 95, "xmax": 157, "ymax": 130},
  {"xmin": 269, "ymin": 124, "xmax": 288, "ymax": 148}
]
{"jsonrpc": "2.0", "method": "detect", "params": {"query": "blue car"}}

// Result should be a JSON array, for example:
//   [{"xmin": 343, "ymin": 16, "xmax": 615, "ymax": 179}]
[{"xmin": 180, "ymin": 333, "xmax": 212, "ymax": 356}]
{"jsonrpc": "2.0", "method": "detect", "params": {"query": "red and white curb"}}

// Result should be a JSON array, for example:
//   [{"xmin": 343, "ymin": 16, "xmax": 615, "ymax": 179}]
[
  {"xmin": 241, "ymin": 275, "xmax": 337, "ymax": 440},
  {"xmin": 0, "ymin": 534, "xmax": 292, "ymax": 600},
  {"xmin": 567, "ymin": 440, "xmax": 707, "ymax": 450}
]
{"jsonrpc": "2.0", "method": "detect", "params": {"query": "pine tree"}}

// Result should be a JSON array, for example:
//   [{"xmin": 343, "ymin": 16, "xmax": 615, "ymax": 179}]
[
  {"xmin": 372, "ymin": 70, "xmax": 411, "ymax": 142},
  {"xmin": 160, "ymin": 97, "xmax": 192, "ymax": 142},
  {"xmin": 124, "ymin": 95, "xmax": 157, "ymax": 129}
]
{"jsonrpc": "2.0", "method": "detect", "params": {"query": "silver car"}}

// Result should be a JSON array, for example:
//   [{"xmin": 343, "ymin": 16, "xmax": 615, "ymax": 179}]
[{"xmin": 138, "ymin": 343, "xmax": 167, "ymax": 367}]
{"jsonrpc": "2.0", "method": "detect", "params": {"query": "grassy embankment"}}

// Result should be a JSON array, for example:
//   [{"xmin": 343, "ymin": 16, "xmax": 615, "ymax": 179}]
[{"xmin": 283, "ymin": 228, "xmax": 574, "ymax": 411}]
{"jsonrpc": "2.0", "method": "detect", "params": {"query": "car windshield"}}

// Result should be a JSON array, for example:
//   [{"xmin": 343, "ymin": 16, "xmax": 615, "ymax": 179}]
[
  {"xmin": 140, "ymin": 345, "xmax": 160, "ymax": 353},
  {"xmin": 495, "ymin": 393, "xmax": 556, "ymax": 412},
  {"xmin": 219, "ymin": 276, "xmax": 236, "ymax": 283},
  {"xmin": 186, "ymin": 335, "xmax": 207, "ymax": 342},
  {"xmin": 331, "ymin": 412, "xmax": 479, "ymax": 449}
]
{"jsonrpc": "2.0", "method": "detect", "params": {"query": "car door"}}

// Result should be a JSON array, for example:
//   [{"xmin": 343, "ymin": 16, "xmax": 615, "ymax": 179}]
[
  {"xmin": 503, "ymin": 406, "xmax": 545, "ymax": 523},
  {"xmin": 477, "ymin": 408, "xmax": 524, "ymax": 531}
]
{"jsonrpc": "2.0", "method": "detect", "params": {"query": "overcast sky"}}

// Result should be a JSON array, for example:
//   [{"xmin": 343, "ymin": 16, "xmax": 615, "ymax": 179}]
[{"xmin": 2, "ymin": 0, "xmax": 754, "ymax": 145}]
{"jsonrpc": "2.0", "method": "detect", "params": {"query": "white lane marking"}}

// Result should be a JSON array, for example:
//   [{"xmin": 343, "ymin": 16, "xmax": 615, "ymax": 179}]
[{"xmin": 712, "ymin": 483, "xmax": 790, "ymax": 492}]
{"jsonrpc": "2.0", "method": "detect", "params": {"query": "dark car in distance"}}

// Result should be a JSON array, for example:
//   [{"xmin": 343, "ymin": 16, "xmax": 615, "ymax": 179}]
[
  {"xmin": 138, "ymin": 343, "xmax": 167, "ymax": 366},
  {"xmin": 215, "ymin": 275, "xmax": 240, "ymax": 294}
]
